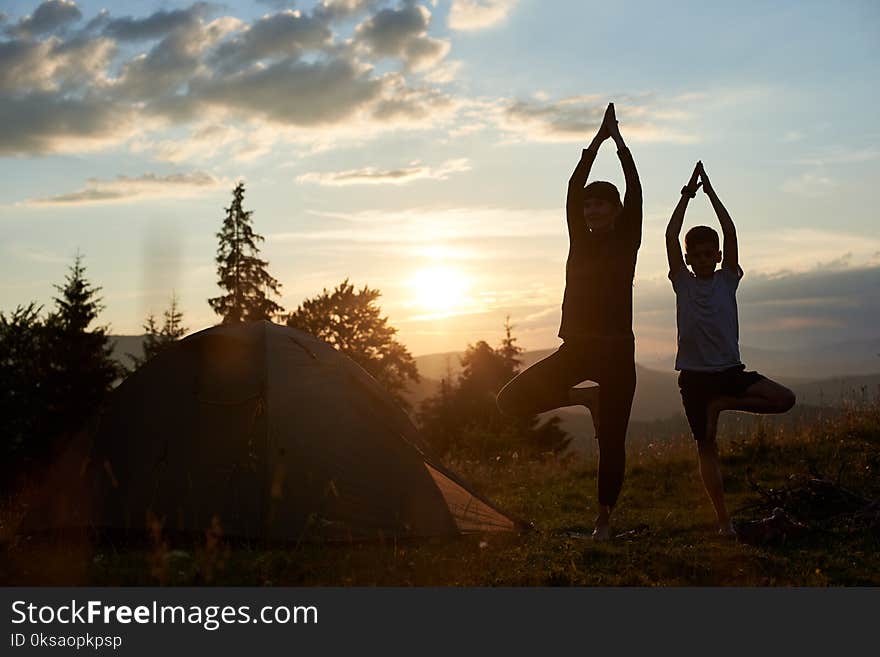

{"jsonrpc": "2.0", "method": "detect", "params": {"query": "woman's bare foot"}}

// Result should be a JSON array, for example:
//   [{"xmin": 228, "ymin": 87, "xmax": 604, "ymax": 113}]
[{"xmin": 592, "ymin": 505, "xmax": 612, "ymax": 542}]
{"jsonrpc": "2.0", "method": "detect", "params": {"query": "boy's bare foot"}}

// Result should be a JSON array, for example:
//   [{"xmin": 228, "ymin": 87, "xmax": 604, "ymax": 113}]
[
  {"xmin": 718, "ymin": 520, "xmax": 736, "ymax": 538},
  {"xmin": 569, "ymin": 384, "xmax": 601, "ymax": 437}
]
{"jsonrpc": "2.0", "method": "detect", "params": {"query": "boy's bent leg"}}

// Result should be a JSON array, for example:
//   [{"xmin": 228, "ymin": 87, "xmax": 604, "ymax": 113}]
[
  {"xmin": 707, "ymin": 377, "xmax": 796, "ymax": 426},
  {"xmin": 737, "ymin": 377, "xmax": 796, "ymax": 413}
]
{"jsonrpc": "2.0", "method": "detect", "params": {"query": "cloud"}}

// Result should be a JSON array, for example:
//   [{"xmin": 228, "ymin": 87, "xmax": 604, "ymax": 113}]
[
  {"xmin": 495, "ymin": 94, "xmax": 698, "ymax": 144},
  {"xmin": 792, "ymin": 148, "xmax": 880, "ymax": 167},
  {"xmin": 101, "ymin": 4, "xmax": 209, "ymax": 42},
  {"xmin": 269, "ymin": 206, "xmax": 565, "ymax": 248},
  {"xmin": 354, "ymin": 3, "xmax": 450, "ymax": 71},
  {"xmin": 23, "ymin": 172, "xmax": 224, "ymax": 205},
  {"xmin": 114, "ymin": 31, "xmax": 204, "ymax": 101},
  {"xmin": 297, "ymin": 158, "xmax": 470, "ymax": 185},
  {"xmin": 769, "ymin": 230, "xmax": 880, "ymax": 272},
  {"xmin": 255, "ymin": 0, "xmax": 297, "ymax": 9},
  {"xmin": 0, "ymin": 92, "xmax": 135, "ymax": 156},
  {"xmin": 312, "ymin": 0, "xmax": 381, "ymax": 22},
  {"xmin": 369, "ymin": 74, "xmax": 456, "ymax": 123},
  {"xmin": 448, "ymin": 0, "xmax": 517, "ymax": 31},
  {"xmin": 0, "ymin": 3, "xmax": 699, "ymax": 161},
  {"xmin": 130, "ymin": 122, "xmax": 247, "ymax": 164},
  {"xmin": 209, "ymin": 10, "xmax": 330, "ymax": 72},
  {"xmin": 6, "ymin": 0, "xmax": 82, "ymax": 37},
  {"xmin": 0, "ymin": 35, "xmax": 115, "ymax": 94},
  {"xmin": 423, "ymin": 58, "xmax": 463, "ymax": 84},
  {"xmin": 781, "ymin": 171, "xmax": 835, "ymax": 197},
  {"xmin": 631, "ymin": 264, "xmax": 880, "ymax": 354},
  {"xmin": 737, "ymin": 266, "xmax": 880, "ymax": 343},
  {"xmin": 0, "ymin": 2, "xmax": 462, "ymax": 157},
  {"xmin": 188, "ymin": 56, "xmax": 385, "ymax": 125}
]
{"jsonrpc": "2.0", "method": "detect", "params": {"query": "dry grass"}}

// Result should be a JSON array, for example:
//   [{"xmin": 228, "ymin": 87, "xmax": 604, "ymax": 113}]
[{"xmin": 2, "ymin": 402, "xmax": 879, "ymax": 586}]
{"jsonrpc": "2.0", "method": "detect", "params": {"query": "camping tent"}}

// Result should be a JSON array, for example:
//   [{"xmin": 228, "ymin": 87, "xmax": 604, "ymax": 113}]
[{"xmin": 84, "ymin": 320, "xmax": 520, "ymax": 540}]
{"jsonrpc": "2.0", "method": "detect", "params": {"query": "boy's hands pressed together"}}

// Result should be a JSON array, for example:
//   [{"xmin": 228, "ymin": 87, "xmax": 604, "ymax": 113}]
[{"xmin": 698, "ymin": 162, "xmax": 715, "ymax": 196}]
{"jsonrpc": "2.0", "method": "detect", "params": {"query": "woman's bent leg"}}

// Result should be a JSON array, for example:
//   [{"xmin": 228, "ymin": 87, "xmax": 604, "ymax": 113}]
[{"xmin": 496, "ymin": 345, "xmax": 587, "ymax": 418}]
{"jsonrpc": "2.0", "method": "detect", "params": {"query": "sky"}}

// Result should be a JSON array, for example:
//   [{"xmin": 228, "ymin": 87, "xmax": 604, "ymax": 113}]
[{"xmin": 1, "ymin": 0, "xmax": 878, "ymax": 359}]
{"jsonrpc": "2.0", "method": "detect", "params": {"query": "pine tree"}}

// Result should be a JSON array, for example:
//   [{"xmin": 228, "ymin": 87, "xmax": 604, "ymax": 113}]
[
  {"xmin": 498, "ymin": 315, "xmax": 523, "ymax": 369},
  {"xmin": 131, "ymin": 293, "xmax": 188, "ymax": 368},
  {"xmin": 287, "ymin": 279, "xmax": 419, "ymax": 407},
  {"xmin": 208, "ymin": 182, "xmax": 283, "ymax": 323},
  {"xmin": 43, "ymin": 253, "xmax": 121, "ymax": 440},
  {"xmin": 0, "ymin": 304, "xmax": 50, "ymax": 463},
  {"xmin": 419, "ymin": 320, "xmax": 570, "ymax": 459}
]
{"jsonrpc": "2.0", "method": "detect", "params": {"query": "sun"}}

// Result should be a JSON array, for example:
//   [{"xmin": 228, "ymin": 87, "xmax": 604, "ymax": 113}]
[{"xmin": 410, "ymin": 265, "xmax": 470, "ymax": 314}]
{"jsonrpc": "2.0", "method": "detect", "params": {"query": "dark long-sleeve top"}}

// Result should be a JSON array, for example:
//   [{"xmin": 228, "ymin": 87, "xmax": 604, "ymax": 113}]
[{"xmin": 558, "ymin": 146, "xmax": 642, "ymax": 341}]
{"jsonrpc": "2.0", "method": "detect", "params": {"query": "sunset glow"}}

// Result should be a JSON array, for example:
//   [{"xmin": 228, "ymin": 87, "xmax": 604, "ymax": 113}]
[
  {"xmin": 410, "ymin": 265, "xmax": 471, "ymax": 315},
  {"xmin": 0, "ymin": 1, "xmax": 876, "ymax": 357}
]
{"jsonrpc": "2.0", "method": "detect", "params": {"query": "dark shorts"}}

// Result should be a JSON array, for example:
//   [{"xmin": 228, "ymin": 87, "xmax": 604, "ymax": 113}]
[{"xmin": 678, "ymin": 365, "xmax": 766, "ymax": 442}]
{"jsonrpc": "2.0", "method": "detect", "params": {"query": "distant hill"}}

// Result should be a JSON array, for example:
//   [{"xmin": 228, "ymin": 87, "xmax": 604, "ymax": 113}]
[
  {"xmin": 109, "ymin": 333, "xmax": 880, "ymax": 424},
  {"xmin": 406, "ymin": 347, "xmax": 880, "ymax": 450},
  {"xmin": 645, "ymin": 339, "xmax": 880, "ymax": 379},
  {"xmin": 109, "ymin": 334, "xmax": 146, "ymax": 369}
]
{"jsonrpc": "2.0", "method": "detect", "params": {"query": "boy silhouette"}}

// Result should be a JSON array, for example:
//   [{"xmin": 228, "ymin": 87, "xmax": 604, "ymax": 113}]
[
  {"xmin": 497, "ymin": 102, "xmax": 640, "ymax": 541},
  {"xmin": 666, "ymin": 161, "xmax": 796, "ymax": 536}
]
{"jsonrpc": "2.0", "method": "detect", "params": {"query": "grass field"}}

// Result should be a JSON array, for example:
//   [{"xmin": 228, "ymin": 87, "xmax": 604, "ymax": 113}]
[{"xmin": 3, "ymin": 403, "xmax": 878, "ymax": 586}]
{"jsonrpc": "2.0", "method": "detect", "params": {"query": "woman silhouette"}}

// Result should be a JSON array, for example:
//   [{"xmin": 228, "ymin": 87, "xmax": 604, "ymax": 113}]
[{"xmin": 497, "ymin": 102, "xmax": 641, "ymax": 540}]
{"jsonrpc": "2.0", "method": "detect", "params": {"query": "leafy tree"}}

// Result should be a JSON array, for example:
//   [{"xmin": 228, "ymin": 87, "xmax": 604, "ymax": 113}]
[
  {"xmin": 287, "ymin": 279, "xmax": 419, "ymax": 407},
  {"xmin": 131, "ymin": 294, "xmax": 188, "ymax": 368},
  {"xmin": 419, "ymin": 319, "xmax": 570, "ymax": 459},
  {"xmin": 208, "ymin": 182, "xmax": 284, "ymax": 323}
]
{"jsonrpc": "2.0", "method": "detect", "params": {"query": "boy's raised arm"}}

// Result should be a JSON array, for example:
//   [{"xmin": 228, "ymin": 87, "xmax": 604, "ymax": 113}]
[
  {"xmin": 699, "ymin": 163, "xmax": 738, "ymax": 272},
  {"xmin": 566, "ymin": 107, "xmax": 609, "ymax": 239},
  {"xmin": 666, "ymin": 162, "xmax": 702, "ymax": 275}
]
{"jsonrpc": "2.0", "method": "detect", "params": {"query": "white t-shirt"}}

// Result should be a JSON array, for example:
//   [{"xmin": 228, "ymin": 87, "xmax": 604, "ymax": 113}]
[{"xmin": 670, "ymin": 265, "xmax": 743, "ymax": 372}]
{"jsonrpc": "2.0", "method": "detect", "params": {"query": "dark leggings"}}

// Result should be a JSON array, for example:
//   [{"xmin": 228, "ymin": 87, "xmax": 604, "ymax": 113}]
[{"xmin": 496, "ymin": 338, "xmax": 636, "ymax": 507}]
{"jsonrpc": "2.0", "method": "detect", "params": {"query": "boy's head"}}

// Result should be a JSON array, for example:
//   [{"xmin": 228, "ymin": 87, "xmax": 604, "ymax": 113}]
[
  {"xmin": 582, "ymin": 181, "xmax": 622, "ymax": 233},
  {"xmin": 684, "ymin": 225, "xmax": 721, "ymax": 278}
]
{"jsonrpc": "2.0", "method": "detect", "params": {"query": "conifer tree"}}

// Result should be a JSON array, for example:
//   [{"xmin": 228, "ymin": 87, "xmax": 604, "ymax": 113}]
[
  {"xmin": 208, "ymin": 182, "xmax": 283, "ymax": 323},
  {"xmin": 0, "ymin": 304, "xmax": 49, "ymax": 463},
  {"xmin": 43, "ymin": 253, "xmax": 121, "ymax": 438},
  {"xmin": 498, "ymin": 315, "xmax": 523, "ymax": 369},
  {"xmin": 131, "ymin": 293, "xmax": 188, "ymax": 368},
  {"xmin": 419, "ymin": 320, "xmax": 570, "ymax": 458}
]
